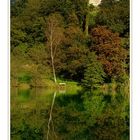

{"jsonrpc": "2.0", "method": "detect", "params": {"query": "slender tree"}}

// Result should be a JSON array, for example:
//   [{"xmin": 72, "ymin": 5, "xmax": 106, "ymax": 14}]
[{"xmin": 46, "ymin": 13, "xmax": 64, "ymax": 83}]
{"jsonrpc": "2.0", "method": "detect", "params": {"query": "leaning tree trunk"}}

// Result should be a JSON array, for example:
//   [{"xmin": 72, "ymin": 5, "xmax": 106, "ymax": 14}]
[
  {"xmin": 50, "ymin": 30, "xmax": 57, "ymax": 83},
  {"xmin": 51, "ymin": 51, "xmax": 57, "ymax": 83}
]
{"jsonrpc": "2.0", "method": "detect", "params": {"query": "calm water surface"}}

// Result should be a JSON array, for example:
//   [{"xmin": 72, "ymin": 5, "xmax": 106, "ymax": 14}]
[{"xmin": 11, "ymin": 87, "xmax": 129, "ymax": 140}]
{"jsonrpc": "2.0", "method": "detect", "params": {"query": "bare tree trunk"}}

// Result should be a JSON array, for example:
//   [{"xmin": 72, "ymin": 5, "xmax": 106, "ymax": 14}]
[
  {"xmin": 46, "ymin": 14, "xmax": 65, "ymax": 140},
  {"xmin": 50, "ymin": 29, "xmax": 57, "ymax": 83},
  {"xmin": 51, "ymin": 55, "xmax": 57, "ymax": 83}
]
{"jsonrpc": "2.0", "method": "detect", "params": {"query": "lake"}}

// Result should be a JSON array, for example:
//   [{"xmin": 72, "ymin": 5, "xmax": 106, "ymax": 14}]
[{"xmin": 11, "ymin": 87, "xmax": 129, "ymax": 140}]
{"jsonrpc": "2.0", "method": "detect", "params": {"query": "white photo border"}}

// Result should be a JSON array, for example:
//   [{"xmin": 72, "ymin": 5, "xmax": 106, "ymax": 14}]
[
  {"xmin": 0, "ymin": 0, "xmax": 9, "ymax": 139},
  {"xmin": 0, "ymin": 0, "xmax": 140, "ymax": 139},
  {"xmin": 131, "ymin": 0, "xmax": 140, "ymax": 140}
]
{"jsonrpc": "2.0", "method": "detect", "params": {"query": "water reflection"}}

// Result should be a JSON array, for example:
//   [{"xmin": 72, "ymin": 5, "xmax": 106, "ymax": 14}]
[
  {"xmin": 47, "ymin": 91, "xmax": 57, "ymax": 140},
  {"xmin": 11, "ymin": 88, "xmax": 129, "ymax": 140}
]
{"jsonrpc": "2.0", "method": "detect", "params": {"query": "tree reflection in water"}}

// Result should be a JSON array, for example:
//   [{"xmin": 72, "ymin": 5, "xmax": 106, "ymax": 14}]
[{"xmin": 11, "ymin": 88, "xmax": 129, "ymax": 140}]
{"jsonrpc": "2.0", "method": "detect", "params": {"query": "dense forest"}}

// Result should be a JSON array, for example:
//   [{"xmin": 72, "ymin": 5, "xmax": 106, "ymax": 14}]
[{"xmin": 11, "ymin": 0, "xmax": 129, "ymax": 89}]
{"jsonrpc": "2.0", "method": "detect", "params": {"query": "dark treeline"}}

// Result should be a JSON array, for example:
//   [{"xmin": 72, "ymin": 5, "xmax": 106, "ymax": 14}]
[{"xmin": 11, "ymin": 0, "xmax": 129, "ymax": 89}]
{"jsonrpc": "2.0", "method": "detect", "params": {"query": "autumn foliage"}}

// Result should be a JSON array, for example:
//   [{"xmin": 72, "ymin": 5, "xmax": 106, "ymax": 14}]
[
  {"xmin": 11, "ymin": 0, "xmax": 129, "ymax": 85},
  {"xmin": 90, "ymin": 26, "xmax": 127, "ymax": 81}
]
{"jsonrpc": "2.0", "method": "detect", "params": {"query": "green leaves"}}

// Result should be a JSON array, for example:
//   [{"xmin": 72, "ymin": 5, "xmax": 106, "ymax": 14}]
[
  {"xmin": 11, "ymin": 0, "xmax": 129, "ymax": 84},
  {"xmin": 95, "ymin": 0, "xmax": 129, "ymax": 36},
  {"xmin": 82, "ymin": 52, "xmax": 105, "ymax": 89}
]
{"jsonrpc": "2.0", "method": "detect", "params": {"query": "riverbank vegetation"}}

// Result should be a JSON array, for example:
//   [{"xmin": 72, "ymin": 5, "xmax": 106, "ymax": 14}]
[{"xmin": 11, "ymin": 0, "xmax": 129, "ymax": 90}]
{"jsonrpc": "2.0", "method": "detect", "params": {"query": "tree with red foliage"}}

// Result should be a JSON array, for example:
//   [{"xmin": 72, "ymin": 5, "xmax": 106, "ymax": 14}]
[{"xmin": 90, "ymin": 26, "xmax": 127, "ymax": 81}]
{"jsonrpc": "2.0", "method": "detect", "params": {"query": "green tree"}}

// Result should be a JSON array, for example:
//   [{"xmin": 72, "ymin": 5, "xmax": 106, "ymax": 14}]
[
  {"xmin": 11, "ymin": 0, "xmax": 27, "ymax": 16},
  {"xmin": 27, "ymin": 44, "xmax": 48, "ymax": 65},
  {"xmin": 40, "ymin": 0, "xmax": 89, "ymax": 30},
  {"xmin": 11, "ymin": 0, "xmax": 46, "ymax": 47},
  {"xmin": 61, "ymin": 25, "xmax": 88, "ymax": 81},
  {"xmin": 95, "ymin": 0, "xmax": 129, "ymax": 36},
  {"xmin": 11, "ymin": 17, "xmax": 27, "ymax": 48},
  {"xmin": 82, "ymin": 52, "xmax": 105, "ymax": 89}
]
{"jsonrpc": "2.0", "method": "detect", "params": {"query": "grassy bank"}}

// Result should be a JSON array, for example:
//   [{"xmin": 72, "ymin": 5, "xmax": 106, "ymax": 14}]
[{"xmin": 11, "ymin": 77, "xmax": 81, "ymax": 92}]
